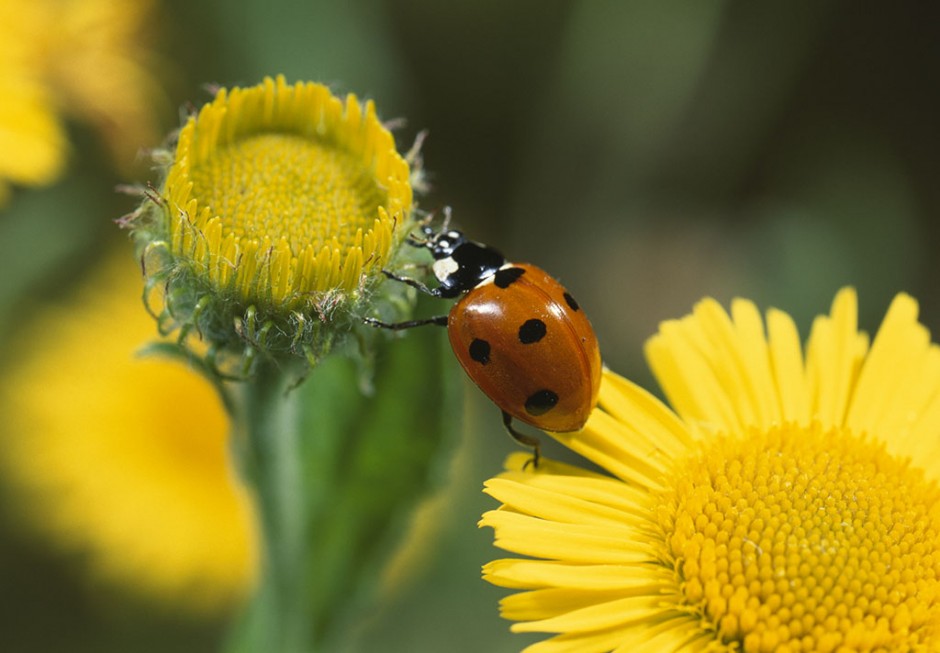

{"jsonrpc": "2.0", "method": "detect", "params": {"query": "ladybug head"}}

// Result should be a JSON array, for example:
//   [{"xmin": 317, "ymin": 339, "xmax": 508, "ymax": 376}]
[
  {"xmin": 418, "ymin": 225, "xmax": 468, "ymax": 261},
  {"xmin": 407, "ymin": 218, "xmax": 507, "ymax": 296}
]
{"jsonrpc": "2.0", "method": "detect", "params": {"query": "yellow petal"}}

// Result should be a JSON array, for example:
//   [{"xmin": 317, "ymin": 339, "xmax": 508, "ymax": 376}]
[
  {"xmin": 513, "ymin": 596, "xmax": 675, "ymax": 634},
  {"xmin": 481, "ymin": 510, "xmax": 656, "ymax": 564},
  {"xmin": 484, "ymin": 559, "xmax": 674, "ymax": 592},
  {"xmin": 484, "ymin": 476, "xmax": 652, "ymax": 528},
  {"xmin": 805, "ymin": 287, "xmax": 867, "ymax": 427},
  {"xmin": 766, "ymin": 307, "xmax": 809, "ymax": 423}
]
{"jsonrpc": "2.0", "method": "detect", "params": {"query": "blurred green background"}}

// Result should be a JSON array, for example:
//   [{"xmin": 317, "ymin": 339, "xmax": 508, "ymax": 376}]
[{"xmin": 2, "ymin": 1, "xmax": 939, "ymax": 651}]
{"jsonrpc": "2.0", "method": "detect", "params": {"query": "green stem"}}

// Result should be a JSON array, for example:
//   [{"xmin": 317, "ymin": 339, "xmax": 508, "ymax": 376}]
[{"xmin": 227, "ymin": 360, "xmax": 314, "ymax": 653}]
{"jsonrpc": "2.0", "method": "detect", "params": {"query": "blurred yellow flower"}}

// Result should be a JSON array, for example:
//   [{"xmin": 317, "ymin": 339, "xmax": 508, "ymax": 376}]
[
  {"xmin": 0, "ymin": 0, "xmax": 164, "ymax": 204},
  {"xmin": 0, "ymin": 251, "xmax": 257, "ymax": 613},
  {"xmin": 482, "ymin": 289, "xmax": 940, "ymax": 652}
]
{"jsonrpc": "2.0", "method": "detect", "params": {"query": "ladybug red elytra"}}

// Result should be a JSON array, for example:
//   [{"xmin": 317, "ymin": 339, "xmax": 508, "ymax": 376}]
[{"xmin": 365, "ymin": 216, "xmax": 602, "ymax": 465}]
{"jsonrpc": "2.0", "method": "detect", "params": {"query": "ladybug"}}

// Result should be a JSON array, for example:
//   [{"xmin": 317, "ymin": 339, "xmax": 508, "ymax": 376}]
[{"xmin": 364, "ymin": 217, "xmax": 602, "ymax": 464}]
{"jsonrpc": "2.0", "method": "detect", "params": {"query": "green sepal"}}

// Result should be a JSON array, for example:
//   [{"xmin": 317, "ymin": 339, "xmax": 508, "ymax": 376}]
[{"xmin": 129, "ymin": 195, "xmax": 427, "ymax": 380}]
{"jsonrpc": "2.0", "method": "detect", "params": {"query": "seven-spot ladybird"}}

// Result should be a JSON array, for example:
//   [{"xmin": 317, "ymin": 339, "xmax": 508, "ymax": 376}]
[{"xmin": 364, "ymin": 216, "xmax": 602, "ymax": 465}]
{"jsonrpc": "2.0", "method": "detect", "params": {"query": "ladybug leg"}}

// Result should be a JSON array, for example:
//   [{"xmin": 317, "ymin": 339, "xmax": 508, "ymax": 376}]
[
  {"xmin": 363, "ymin": 315, "xmax": 448, "ymax": 330},
  {"xmin": 380, "ymin": 269, "xmax": 443, "ymax": 298},
  {"xmin": 405, "ymin": 234, "xmax": 429, "ymax": 247},
  {"xmin": 502, "ymin": 411, "xmax": 541, "ymax": 469}
]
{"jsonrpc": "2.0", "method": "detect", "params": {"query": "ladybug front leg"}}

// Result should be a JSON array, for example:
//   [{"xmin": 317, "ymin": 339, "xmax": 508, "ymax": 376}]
[
  {"xmin": 380, "ymin": 269, "xmax": 443, "ymax": 298},
  {"xmin": 363, "ymin": 315, "xmax": 448, "ymax": 330},
  {"xmin": 502, "ymin": 411, "xmax": 541, "ymax": 468}
]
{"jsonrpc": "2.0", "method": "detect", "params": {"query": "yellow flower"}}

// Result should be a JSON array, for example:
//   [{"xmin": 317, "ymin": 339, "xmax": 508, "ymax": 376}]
[
  {"xmin": 0, "ymin": 0, "xmax": 163, "ymax": 203},
  {"xmin": 0, "ymin": 252, "xmax": 257, "ymax": 613},
  {"xmin": 481, "ymin": 289, "xmax": 940, "ymax": 652},
  {"xmin": 133, "ymin": 75, "xmax": 413, "ymax": 364}
]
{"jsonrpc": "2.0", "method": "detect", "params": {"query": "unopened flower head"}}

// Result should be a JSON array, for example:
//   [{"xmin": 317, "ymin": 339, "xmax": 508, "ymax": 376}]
[
  {"xmin": 482, "ymin": 289, "xmax": 940, "ymax": 653},
  {"xmin": 131, "ymin": 76, "xmax": 415, "ymax": 366}
]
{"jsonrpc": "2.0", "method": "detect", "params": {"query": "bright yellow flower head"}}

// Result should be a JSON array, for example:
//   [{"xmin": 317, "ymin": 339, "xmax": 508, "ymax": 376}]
[
  {"xmin": 481, "ymin": 289, "xmax": 940, "ymax": 652},
  {"xmin": 0, "ymin": 252, "xmax": 257, "ymax": 612},
  {"xmin": 133, "ymin": 75, "xmax": 414, "ymax": 367},
  {"xmin": 0, "ymin": 0, "xmax": 163, "ymax": 203}
]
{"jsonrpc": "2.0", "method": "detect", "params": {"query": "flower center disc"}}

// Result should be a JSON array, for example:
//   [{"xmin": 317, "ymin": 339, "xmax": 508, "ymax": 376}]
[
  {"xmin": 661, "ymin": 424, "xmax": 940, "ymax": 652},
  {"xmin": 159, "ymin": 77, "xmax": 412, "ymax": 308},
  {"xmin": 189, "ymin": 133, "xmax": 384, "ymax": 254}
]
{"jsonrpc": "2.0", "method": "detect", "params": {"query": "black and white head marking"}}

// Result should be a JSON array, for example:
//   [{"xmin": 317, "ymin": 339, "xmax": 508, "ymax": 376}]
[{"xmin": 418, "ymin": 228, "xmax": 506, "ymax": 298}]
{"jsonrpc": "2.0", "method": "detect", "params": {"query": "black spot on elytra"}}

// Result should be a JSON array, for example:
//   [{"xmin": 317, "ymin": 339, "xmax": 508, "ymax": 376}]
[
  {"xmin": 469, "ymin": 339, "xmax": 490, "ymax": 365},
  {"xmin": 518, "ymin": 318, "xmax": 546, "ymax": 344},
  {"xmin": 525, "ymin": 389, "xmax": 558, "ymax": 416},
  {"xmin": 494, "ymin": 267, "xmax": 525, "ymax": 289},
  {"xmin": 563, "ymin": 292, "xmax": 580, "ymax": 311}
]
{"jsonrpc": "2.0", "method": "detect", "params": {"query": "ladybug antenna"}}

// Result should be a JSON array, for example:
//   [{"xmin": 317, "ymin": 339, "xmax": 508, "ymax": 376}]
[{"xmin": 408, "ymin": 206, "xmax": 449, "ymax": 244}]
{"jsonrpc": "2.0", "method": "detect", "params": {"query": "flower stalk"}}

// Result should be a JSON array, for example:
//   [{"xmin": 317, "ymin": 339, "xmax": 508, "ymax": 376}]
[{"xmin": 228, "ymin": 360, "xmax": 313, "ymax": 653}]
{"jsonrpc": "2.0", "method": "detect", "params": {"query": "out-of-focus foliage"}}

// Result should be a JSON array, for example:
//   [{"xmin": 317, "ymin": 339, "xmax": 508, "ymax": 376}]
[{"xmin": 1, "ymin": 1, "xmax": 938, "ymax": 651}]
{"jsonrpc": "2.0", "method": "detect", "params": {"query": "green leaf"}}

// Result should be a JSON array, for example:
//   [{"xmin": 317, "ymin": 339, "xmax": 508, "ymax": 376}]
[{"xmin": 298, "ymin": 326, "xmax": 460, "ymax": 648}]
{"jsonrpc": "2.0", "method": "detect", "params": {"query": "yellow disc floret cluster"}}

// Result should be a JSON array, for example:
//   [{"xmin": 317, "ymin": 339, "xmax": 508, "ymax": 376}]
[
  {"xmin": 162, "ymin": 75, "xmax": 412, "ymax": 307},
  {"xmin": 662, "ymin": 423, "xmax": 940, "ymax": 653}
]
